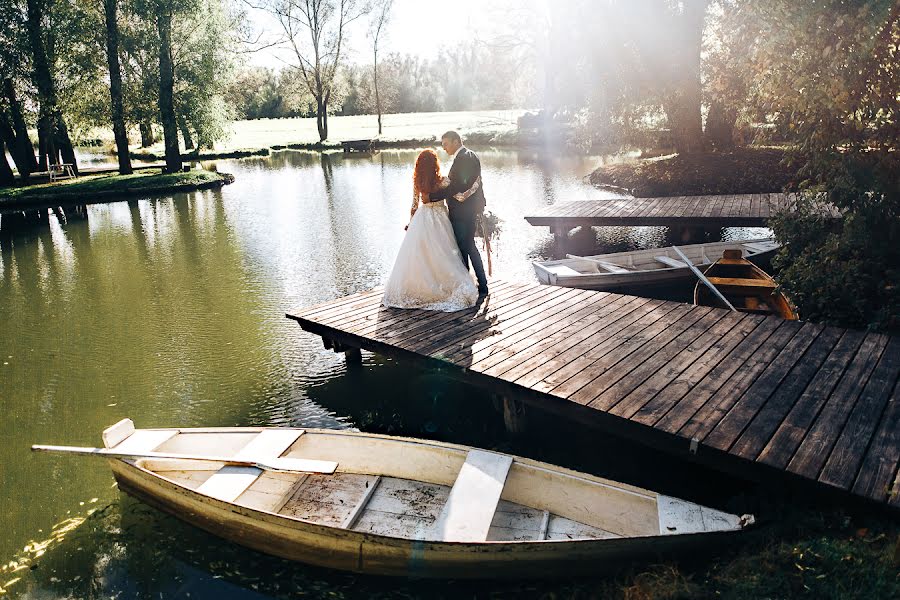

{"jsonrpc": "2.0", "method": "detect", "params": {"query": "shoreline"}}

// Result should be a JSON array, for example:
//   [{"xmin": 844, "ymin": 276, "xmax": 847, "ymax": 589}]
[
  {"xmin": 0, "ymin": 170, "xmax": 234, "ymax": 210},
  {"xmin": 589, "ymin": 147, "xmax": 797, "ymax": 197}
]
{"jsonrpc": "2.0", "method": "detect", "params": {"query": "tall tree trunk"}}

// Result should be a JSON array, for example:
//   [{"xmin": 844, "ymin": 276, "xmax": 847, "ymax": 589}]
[
  {"xmin": 316, "ymin": 97, "xmax": 327, "ymax": 142},
  {"xmin": 2, "ymin": 79, "xmax": 38, "ymax": 175},
  {"xmin": 103, "ymin": 0, "xmax": 132, "ymax": 174},
  {"xmin": 177, "ymin": 114, "xmax": 194, "ymax": 150},
  {"xmin": 667, "ymin": 0, "xmax": 708, "ymax": 155},
  {"xmin": 0, "ymin": 139, "xmax": 15, "ymax": 186},
  {"xmin": 37, "ymin": 115, "xmax": 50, "ymax": 170},
  {"xmin": 0, "ymin": 111, "xmax": 32, "ymax": 178},
  {"xmin": 156, "ymin": 9, "xmax": 181, "ymax": 172},
  {"xmin": 140, "ymin": 121, "xmax": 156, "ymax": 147},
  {"xmin": 705, "ymin": 100, "xmax": 736, "ymax": 149},
  {"xmin": 26, "ymin": 0, "xmax": 78, "ymax": 174},
  {"xmin": 374, "ymin": 48, "xmax": 382, "ymax": 135}
]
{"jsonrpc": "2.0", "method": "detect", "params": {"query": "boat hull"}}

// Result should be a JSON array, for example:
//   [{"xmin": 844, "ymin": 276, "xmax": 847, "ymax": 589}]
[
  {"xmin": 109, "ymin": 449, "xmax": 742, "ymax": 579},
  {"xmin": 533, "ymin": 238, "xmax": 779, "ymax": 292}
]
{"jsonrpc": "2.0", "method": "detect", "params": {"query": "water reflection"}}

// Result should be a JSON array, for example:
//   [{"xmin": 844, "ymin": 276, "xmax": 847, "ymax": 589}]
[{"xmin": 2, "ymin": 148, "xmax": 769, "ymax": 597}]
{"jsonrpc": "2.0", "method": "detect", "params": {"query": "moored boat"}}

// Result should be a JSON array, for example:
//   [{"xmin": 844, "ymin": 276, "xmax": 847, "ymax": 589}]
[
  {"xmin": 532, "ymin": 238, "xmax": 779, "ymax": 291},
  {"xmin": 34, "ymin": 419, "xmax": 755, "ymax": 578},
  {"xmin": 694, "ymin": 249, "xmax": 798, "ymax": 319}
]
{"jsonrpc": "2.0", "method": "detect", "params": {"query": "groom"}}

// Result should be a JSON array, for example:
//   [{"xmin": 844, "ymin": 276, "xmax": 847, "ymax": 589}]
[{"xmin": 428, "ymin": 131, "xmax": 489, "ymax": 295}]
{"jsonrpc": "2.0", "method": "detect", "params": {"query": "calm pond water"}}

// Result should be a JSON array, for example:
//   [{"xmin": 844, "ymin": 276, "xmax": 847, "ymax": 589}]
[{"xmin": 1, "ymin": 149, "xmax": 769, "ymax": 598}]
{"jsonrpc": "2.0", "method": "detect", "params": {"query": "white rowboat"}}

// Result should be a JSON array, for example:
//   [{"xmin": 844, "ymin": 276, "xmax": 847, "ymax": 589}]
[
  {"xmin": 533, "ymin": 238, "xmax": 779, "ymax": 291},
  {"xmin": 35, "ymin": 419, "xmax": 755, "ymax": 578}
]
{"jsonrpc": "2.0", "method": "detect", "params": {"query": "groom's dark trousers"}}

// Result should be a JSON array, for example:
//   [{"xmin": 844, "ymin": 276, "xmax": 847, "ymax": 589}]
[{"xmin": 429, "ymin": 146, "xmax": 489, "ymax": 292}]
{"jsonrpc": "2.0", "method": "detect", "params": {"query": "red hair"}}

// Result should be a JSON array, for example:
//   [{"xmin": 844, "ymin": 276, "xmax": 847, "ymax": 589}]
[{"xmin": 413, "ymin": 149, "xmax": 442, "ymax": 202}]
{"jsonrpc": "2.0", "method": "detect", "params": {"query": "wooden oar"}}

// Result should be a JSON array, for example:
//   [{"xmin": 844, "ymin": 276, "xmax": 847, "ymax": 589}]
[
  {"xmin": 31, "ymin": 444, "xmax": 337, "ymax": 474},
  {"xmin": 565, "ymin": 254, "xmax": 630, "ymax": 273},
  {"xmin": 672, "ymin": 246, "xmax": 738, "ymax": 312}
]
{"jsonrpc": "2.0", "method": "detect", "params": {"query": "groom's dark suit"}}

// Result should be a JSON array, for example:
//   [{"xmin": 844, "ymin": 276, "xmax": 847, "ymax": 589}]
[{"xmin": 429, "ymin": 146, "xmax": 488, "ymax": 292}]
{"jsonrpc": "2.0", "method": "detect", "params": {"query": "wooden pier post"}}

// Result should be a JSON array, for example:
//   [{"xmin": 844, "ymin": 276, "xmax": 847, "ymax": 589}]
[
  {"xmin": 551, "ymin": 226, "xmax": 569, "ymax": 246},
  {"xmin": 500, "ymin": 396, "xmax": 527, "ymax": 434}
]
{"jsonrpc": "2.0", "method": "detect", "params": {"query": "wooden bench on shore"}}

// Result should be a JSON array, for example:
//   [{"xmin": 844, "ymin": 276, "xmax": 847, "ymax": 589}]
[
  {"xmin": 341, "ymin": 139, "xmax": 375, "ymax": 154},
  {"xmin": 49, "ymin": 163, "xmax": 77, "ymax": 182}
]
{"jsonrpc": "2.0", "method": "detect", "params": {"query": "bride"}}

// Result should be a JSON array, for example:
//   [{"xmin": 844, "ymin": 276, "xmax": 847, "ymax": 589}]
[{"xmin": 383, "ymin": 149, "xmax": 481, "ymax": 312}]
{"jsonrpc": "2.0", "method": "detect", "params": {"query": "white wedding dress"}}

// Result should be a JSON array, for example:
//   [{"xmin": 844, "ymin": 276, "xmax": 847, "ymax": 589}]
[{"xmin": 382, "ymin": 197, "xmax": 478, "ymax": 312}]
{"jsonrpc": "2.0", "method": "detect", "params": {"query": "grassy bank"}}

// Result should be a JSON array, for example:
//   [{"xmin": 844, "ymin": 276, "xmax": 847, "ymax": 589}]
[
  {"xmin": 590, "ymin": 147, "xmax": 797, "ymax": 197},
  {"xmin": 97, "ymin": 110, "xmax": 527, "ymax": 160},
  {"xmin": 0, "ymin": 170, "xmax": 233, "ymax": 207}
]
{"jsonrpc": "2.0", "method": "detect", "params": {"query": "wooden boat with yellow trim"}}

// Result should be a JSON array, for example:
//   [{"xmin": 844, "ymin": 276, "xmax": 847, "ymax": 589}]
[
  {"xmin": 34, "ymin": 419, "xmax": 755, "ymax": 578},
  {"xmin": 695, "ymin": 249, "xmax": 798, "ymax": 320}
]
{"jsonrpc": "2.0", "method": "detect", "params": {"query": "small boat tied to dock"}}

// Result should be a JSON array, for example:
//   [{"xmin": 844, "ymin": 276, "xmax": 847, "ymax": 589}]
[
  {"xmin": 533, "ymin": 238, "xmax": 779, "ymax": 292},
  {"xmin": 33, "ymin": 419, "xmax": 755, "ymax": 578},
  {"xmin": 694, "ymin": 249, "xmax": 798, "ymax": 320}
]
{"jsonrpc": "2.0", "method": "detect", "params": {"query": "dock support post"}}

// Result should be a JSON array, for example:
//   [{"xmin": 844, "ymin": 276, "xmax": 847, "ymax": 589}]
[
  {"xmin": 344, "ymin": 347, "xmax": 362, "ymax": 364},
  {"xmin": 551, "ymin": 226, "xmax": 569, "ymax": 247},
  {"xmin": 500, "ymin": 396, "xmax": 527, "ymax": 434}
]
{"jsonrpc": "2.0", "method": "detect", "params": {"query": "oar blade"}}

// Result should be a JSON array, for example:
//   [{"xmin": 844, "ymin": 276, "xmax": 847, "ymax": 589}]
[{"xmin": 265, "ymin": 457, "xmax": 338, "ymax": 474}]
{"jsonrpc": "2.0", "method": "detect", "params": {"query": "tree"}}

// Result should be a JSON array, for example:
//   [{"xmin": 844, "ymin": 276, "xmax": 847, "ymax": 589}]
[
  {"xmin": 104, "ymin": 0, "xmax": 133, "ymax": 174},
  {"xmin": 368, "ymin": 0, "xmax": 391, "ymax": 135},
  {"xmin": 25, "ymin": 0, "xmax": 79, "ymax": 173},
  {"xmin": 153, "ymin": 0, "xmax": 181, "ymax": 172},
  {"xmin": 266, "ymin": 0, "xmax": 368, "ymax": 142},
  {"xmin": 751, "ymin": 0, "xmax": 900, "ymax": 331},
  {"xmin": 0, "ymin": 0, "xmax": 38, "ymax": 179}
]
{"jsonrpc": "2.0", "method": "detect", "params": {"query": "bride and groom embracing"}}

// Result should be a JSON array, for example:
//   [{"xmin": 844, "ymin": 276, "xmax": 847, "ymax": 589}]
[{"xmin": 382, "ymin": 131, "xmax": 489, "ymax": 312}]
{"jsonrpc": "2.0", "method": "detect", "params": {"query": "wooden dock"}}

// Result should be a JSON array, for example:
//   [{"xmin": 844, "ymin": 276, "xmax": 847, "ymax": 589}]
[
  {"xmin": 287, "ymin": 282, "xmax": 900, "ymax": 510},
  {"xmin": 525, "ymin": 193, "xmax": 798, "ymax": 236}
]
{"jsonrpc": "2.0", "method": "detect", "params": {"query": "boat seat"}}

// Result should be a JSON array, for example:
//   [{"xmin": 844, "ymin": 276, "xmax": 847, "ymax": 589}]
[
  {"xmin": 706, "ymin": 276, "xmax": 777, "ymax": 289},
  {"xmin": 742, "ymin": 241, "xmax": 776, "ymax": 252},
  {"xmin": 591, "ymin": 260, "xmax": 630, "ymax": 274},
  {"xmin": 431, "ymin": 450, "xmax": 513, "ymax": 542},
  {"xmin": 196, "ymin": 430, "xmax": 304, "ymax": 503},
  {"xmin": 655, "ymin": 255, "xmax": 688, "ymax": 268},
  {"xmin": 545, "ymin": 264, "xmax": 584, "ymax": 277}
]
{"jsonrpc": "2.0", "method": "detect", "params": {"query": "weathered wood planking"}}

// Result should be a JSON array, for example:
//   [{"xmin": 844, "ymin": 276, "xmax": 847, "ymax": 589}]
[
  {"xmin": 524, "ymin": 193, "xmax": 839, "ymax": 229},
  {"xmin": 286, "ymin": 283, "xmax": 900, "ymax": 509}
]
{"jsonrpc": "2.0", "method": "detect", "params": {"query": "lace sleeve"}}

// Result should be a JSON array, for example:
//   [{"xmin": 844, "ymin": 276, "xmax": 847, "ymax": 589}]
[{"xmin": 410, "ymin": 189, "xmax": 420, "ymax": 218}]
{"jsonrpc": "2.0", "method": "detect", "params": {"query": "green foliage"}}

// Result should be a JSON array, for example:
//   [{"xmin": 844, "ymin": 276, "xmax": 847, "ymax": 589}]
[
  {"xmin": 747, "ymin": 0, "xmax": 900, "ymax": 332},
  {"xmin": 0, "ymin": 169, "xmax": 226, "ymax": 201}
]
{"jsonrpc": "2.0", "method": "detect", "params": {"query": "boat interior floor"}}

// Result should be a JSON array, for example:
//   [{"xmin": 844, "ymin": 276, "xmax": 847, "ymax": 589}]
[{"xmin": 151, "ymin": 465, "xmax": 619, "ymax": 542}]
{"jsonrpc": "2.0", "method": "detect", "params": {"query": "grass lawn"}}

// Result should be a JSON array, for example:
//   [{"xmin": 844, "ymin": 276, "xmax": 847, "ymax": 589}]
[
  {"xmin": 0, "ymin": 170, "xmax": 230, "ymax": 205},
  {"xmin": 81, "ymin": 109, "xmax": 527, "ymax": 157}
]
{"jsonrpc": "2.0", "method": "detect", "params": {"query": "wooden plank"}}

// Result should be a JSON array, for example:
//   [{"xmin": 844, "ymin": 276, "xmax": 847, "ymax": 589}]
[
  {"xmin": 400, "ymin": 284, "xmax": 569, "ymax": 354},
  {"xmin": 787, "ymin": 333, "xmax": 890, "ymax": 480},
  {"xmin": 705, "ymin": 276, "xmax": 777, "ymax": 290},
  {"xmin": 676, "ymin": 319, "xmax": 804, "ymax": 441},
  {"xmin": 114, "ymin": 430, "xmax": 177, "ymax": 454},
  {"xmin": 502, "ymin": 296, "xmax": 658, "ymax": 388},
  {"xmin": 819, "ymin": 337, "xmax": 900, "ymax": 490},
  {"xmin": 851, "ymin": 376, "xmax": 900, "ymax": 503},
  {"xmin": 468, "ymin": 291, "xmax": 620, "ymax": 375},
  {"xmin": 563, "ymin": 305, "xmax": 706, "ymax": 404},
  {"xmin": 703, "ymin": 322, "xmax": 824, "ymax": 451},
  {"xmin": 728, "ymin": 327, "xmax": 844, "ymax": 460},
  {"xmin": 590, "ymin": 308, "xmax": 730, "ymax": 412},
  {"xmin": 196, "ymin": 466, "xmax": 262, "ymax": 502},
  {"xmin": 755, "ymin": 330, "xmax": 868, "ymax": 469},
  {"xmin": 417, "ymin": 287, "xmax": 592, "ymax": 360},
  {"xmin": 631, "ymin": 315, "xmax": 766, "ymax": 427},
  {"xmin": 481, "ymin": 294, "xmax": 639, "ymax": 380},
  {"xmin": 341, "ymin": 475, "xmax": 382, "ymax": 529},
  {"xmin": 532, "ymin": 300, "xmax": 682, "ymax": 394},
  {"xmin": 102, "ymin": 419, "xmax": 136, "ymax": 448},
  {"xmin": 195, "ymin": 430, "xmax": 304, "ymax": 503},
  {"xmin": 538, "ymin": 510, "xmax": 550, "ymax": 540},
  {"xmin": 609, "ymin": 311, "xmax": 750, "ymax": 419},
  {"xmin": 431, "ymin": 450, "xmax": 513, "ymax": 542}
]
